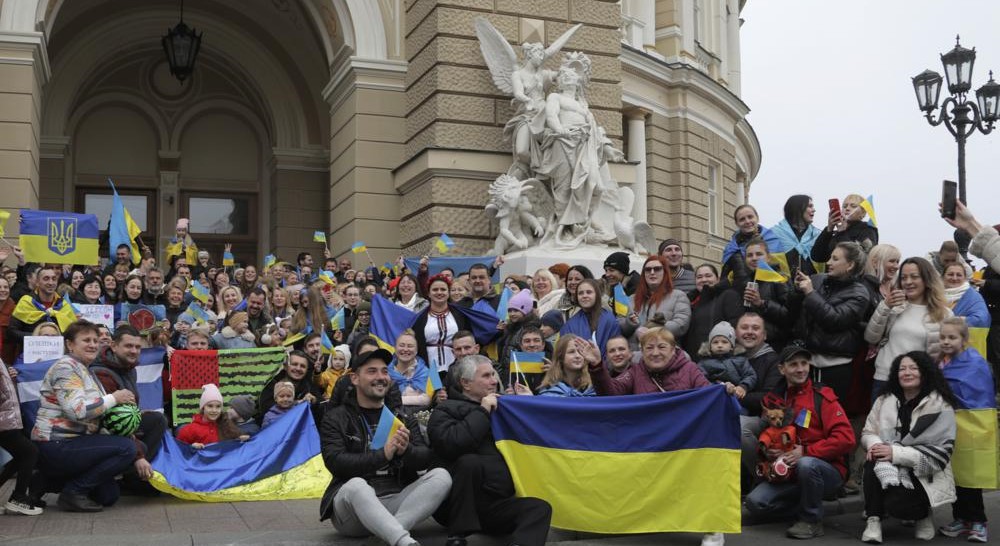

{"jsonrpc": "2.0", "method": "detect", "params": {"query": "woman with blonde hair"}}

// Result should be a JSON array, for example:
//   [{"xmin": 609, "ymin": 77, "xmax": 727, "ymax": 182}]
[
  {"xmin": 289, "ymin": 284, "xmax": 330, "ymax": 342},
  {"xmin": 270, "ymin": 286, "xmax": 295, "ymax": 320},
  {"xmin": 865, "ymin": 257, "xmax": 951, "ymax": 396},
  {"xmin": 863, "ymin": 244, "xmax": 902, "ymax": 304},
  {"xmin": 537, "ymin": 334, "xmax": 595, "ymax": 397},
  {"xmin": 215, "ymin": 285, "xmax": 243, "ymax": 319},
  {"xmin": 532, "ymin": 268, "xmax": 565, "ymax": 316},
  {"xmin": 811, "ymin": 193, "xmax": 879, "ymax": 263}
]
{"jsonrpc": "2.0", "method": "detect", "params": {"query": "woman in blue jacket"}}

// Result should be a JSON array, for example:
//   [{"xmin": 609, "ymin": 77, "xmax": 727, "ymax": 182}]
[{"xmin": 944, "ymin": 263, "xmax": 990, "ymax": 328}]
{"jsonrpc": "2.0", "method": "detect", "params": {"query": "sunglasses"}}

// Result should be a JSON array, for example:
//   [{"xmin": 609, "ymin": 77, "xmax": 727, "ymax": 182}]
[{"xmin": 643, "ymin": 266, "xmax": 664, "ymax": 273}]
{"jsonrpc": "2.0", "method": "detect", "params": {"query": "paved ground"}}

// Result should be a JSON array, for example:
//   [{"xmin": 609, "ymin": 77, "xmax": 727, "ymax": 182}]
[{"xmin": 1, "ymin": 478, "xmax": 996, "ymax": 546}]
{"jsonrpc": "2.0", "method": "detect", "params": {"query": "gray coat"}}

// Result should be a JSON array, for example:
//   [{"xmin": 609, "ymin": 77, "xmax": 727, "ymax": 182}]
[{"xmin": 0, "ymin": 363, "xmax": 23, "ymax": 432}]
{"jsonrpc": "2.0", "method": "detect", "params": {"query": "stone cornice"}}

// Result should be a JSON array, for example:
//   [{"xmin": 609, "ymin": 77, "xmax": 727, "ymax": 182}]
[
  {"xmin": 322, "ymin": 44, "xmax": 407, "ymax": 113},
  {"xmin": 0, "ymin": 30, "xmax": 50, "ymax": 86}
]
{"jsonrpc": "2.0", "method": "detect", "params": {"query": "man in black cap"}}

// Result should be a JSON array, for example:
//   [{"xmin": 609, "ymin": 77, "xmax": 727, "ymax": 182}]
[
  {"xmin": 744, "ymin": 343, "xmax": 855, "ymax": 540},
  {"xmin": 658, "ymin": 238, "xmax": 696, "ymax": 294},
  {"xmin": 602, "ymin": 251, "xmax": 640, "ymax": 296},
  {"xmin": 319, "ymin": 348, "xmax": 452, "ymax": 546}
]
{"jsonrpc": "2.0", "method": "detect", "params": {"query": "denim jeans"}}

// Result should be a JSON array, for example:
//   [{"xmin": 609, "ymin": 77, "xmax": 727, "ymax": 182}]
[
  {"xmin": 744, "ymin": 456, "xmax": 843, "ymax": 523},
  {"xmin": 36, "ymin": 434, "xmax": 136, "ymax": 505}
]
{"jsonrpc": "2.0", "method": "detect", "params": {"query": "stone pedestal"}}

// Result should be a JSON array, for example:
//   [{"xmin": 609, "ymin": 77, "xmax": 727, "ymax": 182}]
[{"xmin": 497, "ymin": 245, "xmax": 647, "ymax": 278}]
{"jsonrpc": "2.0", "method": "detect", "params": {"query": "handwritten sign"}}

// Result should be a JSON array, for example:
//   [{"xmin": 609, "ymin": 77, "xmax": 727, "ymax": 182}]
[
  {"xmin": 76, "ymin": 304, "xmax": 115, "ymax": 331},
  {"xmin": 23, "ymin": 336, "xmax": 64, "ymax": 363}
]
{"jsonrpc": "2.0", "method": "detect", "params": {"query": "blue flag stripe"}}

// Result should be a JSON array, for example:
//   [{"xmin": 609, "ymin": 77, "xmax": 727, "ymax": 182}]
[
  {"xmin": 492, "ymin": 385, "xmax": 740, "ymax": 452},
  {"xmin": 20, "ymin": 210, "xmax": 100, "ymax": 238}
]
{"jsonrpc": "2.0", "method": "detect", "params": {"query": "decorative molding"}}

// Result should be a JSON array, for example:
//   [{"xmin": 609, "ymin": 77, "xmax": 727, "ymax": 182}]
[
  {"xmin": 39, "ymin": 135, "xmax": 69, "ymax": 158},
  {"xmin": 0, "ymin": 30, "xmax": 50, "ymax": 85},
  {"xmin": 270, "ymin": 147, "xmax": 329, "ymax": 172},
  {"xmin": 323, "ymin": 45, "xmax": 407, "ymax": 113}
]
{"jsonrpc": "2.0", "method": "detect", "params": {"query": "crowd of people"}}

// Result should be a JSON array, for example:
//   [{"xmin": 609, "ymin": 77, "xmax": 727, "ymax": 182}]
[{"xmin": 0, "ymin": 194, "xmax": 999, "ymax": 546}]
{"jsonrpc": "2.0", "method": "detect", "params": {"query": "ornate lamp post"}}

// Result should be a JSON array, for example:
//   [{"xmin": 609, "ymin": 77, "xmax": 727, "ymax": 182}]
[
  {"xmin": 161, "ymin": 0, "xmax": 202, "ymax": 83},
  {"xmin": 912, "ymin": 36, "xmax": 1000, "ymax": 205}
]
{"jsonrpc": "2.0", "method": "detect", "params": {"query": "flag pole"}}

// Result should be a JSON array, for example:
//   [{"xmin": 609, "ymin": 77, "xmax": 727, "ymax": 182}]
[{"xmin": 509, "ymin": 350, "xmax": 516, "ymax": 394}]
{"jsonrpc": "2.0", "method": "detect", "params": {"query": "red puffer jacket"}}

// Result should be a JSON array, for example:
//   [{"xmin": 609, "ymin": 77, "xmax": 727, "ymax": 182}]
[
  {"xmin": 176, "ymin": 413, "xmax": 219, "ymax": 445},
  {"xmin": 779, "ymin": 379, "xmax": 856, "ymax": 479}
]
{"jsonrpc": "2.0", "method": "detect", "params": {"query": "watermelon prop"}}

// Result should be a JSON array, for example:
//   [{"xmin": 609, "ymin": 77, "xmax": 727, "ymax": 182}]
[{"xmin": 103, "ymin": 404, "xmax": 141, "ymax": 436}]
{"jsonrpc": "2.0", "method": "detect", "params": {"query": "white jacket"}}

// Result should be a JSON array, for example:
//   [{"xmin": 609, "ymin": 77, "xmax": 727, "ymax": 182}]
[{"xmin": 971, "ymin": 224, "xmax": 1000, "ymax": 274}]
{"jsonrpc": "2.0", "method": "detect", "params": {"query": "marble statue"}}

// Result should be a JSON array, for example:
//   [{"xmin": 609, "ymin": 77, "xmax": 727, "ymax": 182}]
[{"xmin": 476, "ymin": 18, "xmax": 655, "ymax": 255}]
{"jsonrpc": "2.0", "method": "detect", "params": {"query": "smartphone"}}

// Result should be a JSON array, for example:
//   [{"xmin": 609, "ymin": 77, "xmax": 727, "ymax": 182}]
[
  {"xmin": 828, "ymin": 198, "xmax": 841, "ymax": 215},
  {"xmin": 941, "ymin": 180, "xmax": 958, "ymax": 220},
  {"xmin": 744, "ymin": 281, "xmax": 758, "ymax": 308}
]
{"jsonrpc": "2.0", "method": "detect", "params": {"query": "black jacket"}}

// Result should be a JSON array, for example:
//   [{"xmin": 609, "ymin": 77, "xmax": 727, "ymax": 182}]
[
  {"xmin": 318, "ymin": 395, "xmax": 432, "ymax": 521},
  {"xmin": 810, "ymin": 222, "xmax": 879, "ymax": 263},
  {"xmin": 683, "ymin": 284, "xmax": 741, "ymax": 361},
  {"xmin": 426, "ymin": 388, "xmax": 514, "ymax": 498},
  {"xmin": 741, "ymin": 344, "xmax": 783, "ymax": 415},
  {"xmin": 720, "ymin": 267, "xmax": 793, "ymax": 351},
  {"xmin": 793, "ymin": 274, "xmax": 873, "ymax": 358}
]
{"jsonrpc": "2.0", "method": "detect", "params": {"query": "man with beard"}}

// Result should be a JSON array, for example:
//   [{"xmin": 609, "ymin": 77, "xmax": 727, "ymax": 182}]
[{"xmin": 319, "ymin": 349, "xmax": 451, "ymax": 545}]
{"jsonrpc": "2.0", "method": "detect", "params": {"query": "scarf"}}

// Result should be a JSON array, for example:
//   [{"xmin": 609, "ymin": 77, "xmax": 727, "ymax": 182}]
[
  {"xmin": 12, "ymin": 293, "xmax": 78, "ymax": 332},
  {"xmin": 770, "ymin": 219, "xmax": 821, "ymax": 259},
  {"xmin": 944, "ymin": 282, "xmax": 969, "ymax": 305},
  {"xmin": 871, "ymin": 391, "xmax": 955, "ymax": 490}
]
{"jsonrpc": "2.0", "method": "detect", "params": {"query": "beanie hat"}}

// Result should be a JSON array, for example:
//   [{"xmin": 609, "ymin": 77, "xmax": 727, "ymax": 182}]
[
  {"xmin": 658, "ymin": 238, "xmax": 682, "ymax": 255},
  {"xmin": 355, "ymin": 301, "xmax": 371, "ymax": 314},
  {"xmin": 177, "ymin": 218, "xmax": 189, "ymax": 230},
  {"xmin": 508, "ymin": 289, "xmax": 534, "ymax": 315},
  {"xmin": 708, "ymin": 321, "xmax": 735, "ymax": 347},
  {"xmin": 274, "ymin": 381, "xmax": 295, "ymax": 398},
  {"xmin": 229, "ymin": 395, "xmax": 255, "ymax": 420},
  {"xmin": 540, "ymin": 309, "xmax": 565, "ymax": 331},
  {"xmin": 603, "ymin": 252, "xmax": 631, "ymax": 275},
  {"xmin": 197, "ymin": 250, "xmax": 210, "ymax": 259},
  {"xmin": 333, "ymin": 344, "xmax": 352, "ymax": 362},
  {"xmin": 199, "ymin": 383, "xmax": 223, "ymax": 409},
  {"xmin": 227, "ymin": 311, "xmax": 248, "ymax": 327}
]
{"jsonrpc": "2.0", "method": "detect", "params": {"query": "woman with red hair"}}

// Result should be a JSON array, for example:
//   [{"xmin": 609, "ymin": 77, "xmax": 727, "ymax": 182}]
[{"xmin": 620, "ymin": 256, "xmax": 691, "ymax": 350}]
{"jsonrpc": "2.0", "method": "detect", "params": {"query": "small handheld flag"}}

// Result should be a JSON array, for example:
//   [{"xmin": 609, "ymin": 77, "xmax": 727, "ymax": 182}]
[
  {"xmin": 223, "ymin": 251, "xmax": 235, "ymax": 267},
  {"xmin": 794, "ymin": 408, "xmax": 813, "ymax": 428},
  {"xmin": 189, "ymin": 280, "xmax": 210, "ymax": 304},
  {"xmin": 320, "ymin": 330, "xmax": 335, "ymax": 354},
  {"xmin": 613, "ymin": 284, "xmax": 629, "ymax": 317},
  {"xmin": 351, "ymin": 241, "xmax": 367, "ymax": 254},
  {"xmin": 425, "ymin": 364, "xmax": 443, "ymax": 394},
  {"xmin": 369, "ymin": 405, "xmax": 404, "ymax": 450},
  {"xmin": 754, "ymin": 261, "xmax": 788, "ymax": 283},
  {"xmin": 511, "ymin": 351, "xmax": 546, "ymax": 374},
  {"xmin": 264, "ymin": 254, "xmax": 277, "ymax": 269},
  {"xmin": 496, "ymin": 287, "xmax": 513, "ymax": 322},
  {"xmin": 860, "ymin": 195, "xmax": 878, "ymax": 228},
  {"xmin": 330, "ymin": 307, "xmax": 346, "ymax": 331},
  {"xmin": 184, "ymin": 303, "xmax": 212, "ymax": 325},
  {"xmin": 318, "ymin": 271, "xmax": 336, "ymax": 285},
  {"xmin": 0, "ymin": 209, "xmax": 9, "ymax": 238},
  {"xmin": 435, "ymin": 233, "xmax": 455, "ymax": 254},
  {"xmin": 313, "ymin": 231, "xmax": 327, "ymax": 244}
]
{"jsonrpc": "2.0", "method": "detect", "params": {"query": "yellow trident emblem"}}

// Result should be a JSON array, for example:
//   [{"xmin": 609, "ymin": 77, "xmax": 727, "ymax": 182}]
[{"xmin": 48, "ymin": 218, "xmax": 77, "ymax": 256}]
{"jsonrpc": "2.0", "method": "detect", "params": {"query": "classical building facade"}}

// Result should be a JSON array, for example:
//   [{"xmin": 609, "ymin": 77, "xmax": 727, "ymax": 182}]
[{"xmin": 0, "ymin": 0, "xmax": 758, "ymax": 268}]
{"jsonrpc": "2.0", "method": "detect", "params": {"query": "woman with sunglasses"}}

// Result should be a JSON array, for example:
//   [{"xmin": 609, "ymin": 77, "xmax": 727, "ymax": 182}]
[{"xmin": 620, "ymin": 256, "xmax": 691, "ymax": 351}]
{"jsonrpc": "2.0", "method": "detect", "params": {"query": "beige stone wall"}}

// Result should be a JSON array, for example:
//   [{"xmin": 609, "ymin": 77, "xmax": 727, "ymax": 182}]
[
  {"xmin": 270, "ymin": 162, "xmax": 328, "ymax": 265},
  {"xmin": 0, "ymin": 42, "xmax": 43, "ymax": 225},
  {"xmin": 398, "ymin": 0, "xmax": 624, "ymax": 256},
  {"xmin": 646, "ymin": 112, "xmax": 740, "ymax": 265}
]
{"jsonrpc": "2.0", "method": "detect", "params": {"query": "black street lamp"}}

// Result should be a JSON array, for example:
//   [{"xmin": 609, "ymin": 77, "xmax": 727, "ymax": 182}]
[
  {"xmin": 912, "ymin": 36, "xmax": 1000, "ymax": 205},
  {"xmin": 162, "ymin": 0, "xmax": 202, "ymax": 83}
]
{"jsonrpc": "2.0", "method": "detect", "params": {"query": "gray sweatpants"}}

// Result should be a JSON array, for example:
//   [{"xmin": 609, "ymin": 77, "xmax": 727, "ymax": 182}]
[{"xmin": 333, "ymin": 467, "xmax": 452, "ymax": 546}]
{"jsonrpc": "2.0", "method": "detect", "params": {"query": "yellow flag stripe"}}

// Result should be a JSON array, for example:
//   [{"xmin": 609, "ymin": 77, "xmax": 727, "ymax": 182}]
[{"xmin": 149, "ymin": 454, "xmax": 331, "ymax": 502}]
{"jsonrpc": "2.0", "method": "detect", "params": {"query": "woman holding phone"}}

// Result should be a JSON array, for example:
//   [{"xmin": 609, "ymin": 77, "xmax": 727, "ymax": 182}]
[{"xmin": 811, "ymin": 194, "xmax": 879, "ymax": 263}]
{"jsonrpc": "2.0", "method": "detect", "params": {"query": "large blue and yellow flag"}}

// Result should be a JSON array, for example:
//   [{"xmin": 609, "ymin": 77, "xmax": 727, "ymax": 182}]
[
  {"xmin": 370, "ymin": 295, "xmax": 416, "ymax": 352},
  {"xmin": 12, "ymin": 294, "xmax": 78, "ymax": 332},
  {"xmin": 492, "ymin": 385, "xmax": 742, "ymax": 533},
  {"xmin": 150, "ymin": 403, "xmax": 330, "ymax": 501},
  {"xmin": 20, "ymin": 210, "xmax": 99, "ymax": 265},
  {"xmin": 942, "ymin": 349, "xmax": 999, "ymax": 489}
]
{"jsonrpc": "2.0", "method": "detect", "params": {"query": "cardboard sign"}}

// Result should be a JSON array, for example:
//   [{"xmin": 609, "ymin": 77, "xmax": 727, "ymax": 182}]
[
  {"xmin": 76, "ymin": 304, "xmax": 115, "ymax": 331},
  {"xmin": 23, "ymin": 336, "xmax": 64, "ymax": 363}
]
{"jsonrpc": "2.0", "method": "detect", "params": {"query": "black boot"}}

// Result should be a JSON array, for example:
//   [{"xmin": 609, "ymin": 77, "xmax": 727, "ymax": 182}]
[{"xmin": 57, "ymin": 491, "xmax": 103, "ymax": 512}]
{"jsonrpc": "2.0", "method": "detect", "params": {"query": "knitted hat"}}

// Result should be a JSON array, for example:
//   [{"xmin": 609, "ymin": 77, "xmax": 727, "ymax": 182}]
[
  {"xmin": 603, "ymin": 252, "xmax": 631, "ymax": 275},
  {"xmin": 227, "ymin": 311, "xmax": 248, "ymax": 327},
  {"xmin": 199, "ymin": 383, "xmax": 223, "ymax": 409},
  {"xmin": 658, "ymin": 238, "xmax": 682, "ymax": 255},
  {"xmin": 333, "ymin": 344, "xmax": 352, "ymax": 362},
  {"xmin": 508, "ymin": 289, "xmax": 534, "ymax": 315},
  {"xmin": 708, "ymin": 321, "xmax": 735, "ymax": 347},
  {"xmin": 197, "ymin": 250, "xmax": 210, "ymax": 259},
  {"xmin": 229, "ymin": 395, "xmax": 256, "ymax": 420},
  {"xmin": 356, "ymin": 301, "xmax": 371, "ymax": 314},
  {"xmin": 540, "ymin": 309, "xmax": 565, "ymax": 331},
  {"xmin": 274, "ymin": 381, "xmax": 295, "ymax": 398},
  {"xmin": 176, "ymin": 218, "xmax": 189, "ymax": 230}
]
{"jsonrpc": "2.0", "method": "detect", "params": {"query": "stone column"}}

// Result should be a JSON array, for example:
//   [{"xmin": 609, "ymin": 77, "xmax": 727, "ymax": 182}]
[
  {"xmin": 625, "ymin": 108, "xmax": 648, "ymax": 223},
  {"xmin": 0, "ymin": 31, "xmax": 49, "ymax": 220}
]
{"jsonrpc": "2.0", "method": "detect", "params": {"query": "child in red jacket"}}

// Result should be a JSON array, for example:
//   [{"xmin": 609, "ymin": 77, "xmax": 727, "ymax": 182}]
[{"xmin": 176, "ymin": 384, "xmax": 247, "ymax": 449}]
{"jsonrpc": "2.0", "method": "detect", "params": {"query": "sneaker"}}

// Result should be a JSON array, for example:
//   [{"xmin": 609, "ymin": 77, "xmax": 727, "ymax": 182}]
[
  {"xmin": 701, "ymin": 532, "xmax": 725, "ymax": 546},
  {"xmin": 968, "ymin": 522, "xmax": 988, "ymax": 543},
  {"xmin": 940, "ymin": 519, "xmax": 971, "ymax": 537},
  {"xmin": 862, "ymin": 516, "xmax": 882, "ymax": 544},
  {"xmin": 915, "ymin": 516, "xmax": 935, "ymax": 540},
  {"xmin": 4, "ymin": 495, "xmax": 43, "ymax": 516},
  {"xmin": 786, "ymin": 520, "xmax": 824, "ymax": 539},
  {"xmin": 843, "ymin": 478, "xmax": 861, "ymax": 495}
]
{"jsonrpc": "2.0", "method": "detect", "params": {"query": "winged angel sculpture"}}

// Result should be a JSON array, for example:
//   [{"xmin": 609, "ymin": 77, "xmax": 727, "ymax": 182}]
[{"xmin": 476, "ymin": 18, "xmax": 655, "ymax": 254}]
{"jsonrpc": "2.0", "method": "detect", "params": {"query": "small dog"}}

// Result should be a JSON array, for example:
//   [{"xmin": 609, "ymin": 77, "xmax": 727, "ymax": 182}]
[{"xmin": 756, "ymin": 394, "xmax": 797, "ymax": 483}]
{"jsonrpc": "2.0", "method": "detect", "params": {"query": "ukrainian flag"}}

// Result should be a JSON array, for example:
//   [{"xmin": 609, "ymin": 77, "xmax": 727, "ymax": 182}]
[
  {"xmin": 189, "ymin": 280, "xmax": 210, "ymax": 304},
  {"xmin": 370, "ymin": 405, "xmax": 404, "ymax": 450},
  {"xmin": 150, "ymin": 403, "xmax": 330, "ymax": 501},
  {"xmin": 495, "ymin": 287, "xmax": 513, "ymax": 322},
  {"xmin": 860, "ymin": 194, "xmax": 878, "ymax": 228},
  {"xmin": 108, "ymin": 180, "xmax": 143, "ymax": 265},
  {"xmin": 435, "ymin": 233, "xmax": 454, "ymax": 254},
  {"xmin": 330, "ymin": 307, "xmax": 345, "ymax": 331},
  {"xmin": 425, "ymin": 364, "xmax": 443, "ymax": 394},
  {"xmin": 320, "ymin": 330, "xmax": 335, "ymax": 354},
  {"xmin": 511, "ymin": 351, "xmax": 545, "ymax": 374},
  {"xmin": 20, "ymin": 210, "xmax": 99, "ymax": 265},
  {"xmin": 754, "ymin": 260, "xmax": 788, "ymax": 283},
  {"xmin": 313, "ymin": 231, "xmax": 327, "ymax": 244},
  {"xmin": 942, "ymin": 350, "xmax": 999, "ymax": 489},
  {"xmin": 612, "ymin": 284, "xmax": 629, "ymax": 317},
  {"xmin": 492, "ymin": 385, "xmax": 741, "ymax": 533},
  {"xmin": 352, "ymin": 241, "xmax": 367, "ymax": 254},
  {"xmin": 264, "ymin": 254, "xmax": 277, "ymax": 269},
  {"xmin": 370, "ymin": 295, "xmax": 415, "ymax": 352}
]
